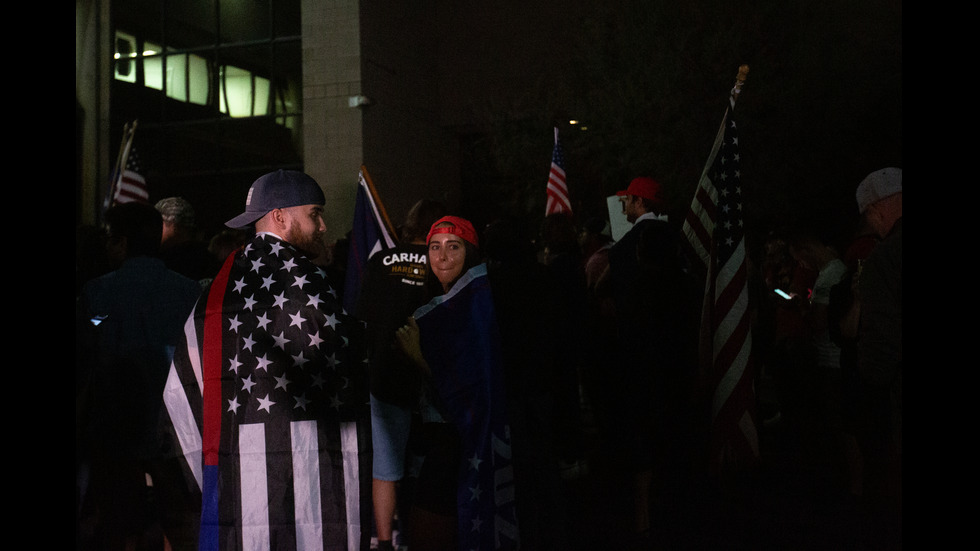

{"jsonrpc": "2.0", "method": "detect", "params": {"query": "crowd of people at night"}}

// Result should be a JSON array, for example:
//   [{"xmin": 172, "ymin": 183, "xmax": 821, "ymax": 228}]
[{"xmin": 77, "ymin": 166, "xmax": 901, "ymax": 551}]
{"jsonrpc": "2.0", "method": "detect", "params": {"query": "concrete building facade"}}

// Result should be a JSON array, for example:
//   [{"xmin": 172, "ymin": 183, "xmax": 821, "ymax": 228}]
[{"xmin": 76, "ymin": 1, "xmax": 578, "ymax": 243}]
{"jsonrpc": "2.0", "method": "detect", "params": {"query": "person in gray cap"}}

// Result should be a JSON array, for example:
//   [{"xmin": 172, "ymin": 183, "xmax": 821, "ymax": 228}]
[
  {"xmin": 155, "ymin": 196, "xmax": 216, "ymax": 284},
  {"xmin": 156, "ymin": 196, "xmax": 197, "ymax": 236},
  {"xmin": 856, "ymin": 167, "xmax": 903, "ymax": 241},
  {"xmin": 853, "ymin": 167, "xmax": 902, "ymax": 541},
  {"xmin": 161, "ymin": 170, "xmax": 373, "ymax": 550}
]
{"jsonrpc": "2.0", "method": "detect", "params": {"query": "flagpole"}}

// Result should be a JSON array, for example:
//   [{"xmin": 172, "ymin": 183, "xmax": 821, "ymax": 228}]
[
  {"xmin": 708, "ymin": 64, "xmax": 750, "ymax": 181},
  {"xmin": 359, "ymin": 165, "xmax": 399, "ymax": 243},
  {"xmin": 545, "ymin": 126, "xmax": 571, "ymax": 216},
  {"xmin": 103, "ymin": 120, "xmax": 139, "ymax": 213},
  {"xmin": 679, "ymin": 65, "xmax": 761, "ymax": 476},
  {"xmin": 103, "ymin": 122, "xmax": 130, "ymax": 211},
  {"xmin": 684, "ymin": 66, "xmax": 750, "ymax": 273},
  {"xmin": 697, "ymin": 65, "xmax": 749, "ymax": 365},
  {"xmin": 729, "ymin": 64, "xmax": 749, "ymax": 109},
  {"xmin": 710, "ymin": 65, "xmax": 757, "ymax": 472}
]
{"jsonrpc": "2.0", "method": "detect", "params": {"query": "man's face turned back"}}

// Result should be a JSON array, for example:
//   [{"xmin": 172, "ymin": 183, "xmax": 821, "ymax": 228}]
[{"xmin": 281, "ymin": 204, "xmax": 327, "ymax": 257}]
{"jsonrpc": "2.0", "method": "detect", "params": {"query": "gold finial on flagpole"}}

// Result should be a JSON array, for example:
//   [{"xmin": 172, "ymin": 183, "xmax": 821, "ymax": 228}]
[{"xmin": 730, "ymin": 65, "xmax": 749, "ymax": 108}]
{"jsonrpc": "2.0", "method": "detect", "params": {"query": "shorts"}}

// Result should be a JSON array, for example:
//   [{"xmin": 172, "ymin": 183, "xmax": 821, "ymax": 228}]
[{"xmin": 371, "ymin": 394, "xmax": 413, "ymax": 481}]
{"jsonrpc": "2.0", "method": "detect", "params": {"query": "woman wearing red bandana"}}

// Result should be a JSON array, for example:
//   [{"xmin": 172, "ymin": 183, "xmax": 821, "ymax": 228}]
[{"xmin": 395, "ymin": 216, "xmax": 519, "ymax": 551}]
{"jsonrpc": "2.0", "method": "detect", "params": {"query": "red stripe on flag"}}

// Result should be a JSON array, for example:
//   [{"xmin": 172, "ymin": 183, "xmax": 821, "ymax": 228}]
[
  {"xmin": 202, "ymin": 251, "xmax": 237, "ymax": 466},
  {"xmin": 713, "ymin": 298, "xmax": 750, "ymax": 373},
  {"xmin": 712, "ymin": 356, "xmax": 758, "ymax": 463},
  {"xmin": 690, "ymin": 184, "xmax": 716, "ymax": 236},
  {"xmin": 683, "ymin": 86, "xmax": 759, "ymax": 472},
  {"xmin": 545, "ymin": 128, "xmax": 572, "ymax": 216},
  {"xmin": 712, "ymin": 285, "xmax": 744, "ymax": 331}
]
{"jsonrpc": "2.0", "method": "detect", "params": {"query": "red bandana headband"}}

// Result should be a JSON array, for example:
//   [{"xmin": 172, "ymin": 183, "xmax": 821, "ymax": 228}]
[{"xmin": 426, "ymin": 215, "xmax": 479, "ymax": 248}]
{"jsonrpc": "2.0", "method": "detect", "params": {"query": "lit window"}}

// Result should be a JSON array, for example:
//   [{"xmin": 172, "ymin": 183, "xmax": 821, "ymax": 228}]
[
  {"xmin": 253, "ymin": 75, "xmax": 270, "ymax": 116},
  {"xmin": 113, "ymin": 23, "xmax": 287, "ymax": 121},
  {"xmin": 143, "ymin": 41, "xmax": 164, "ymax": 91},
  {"xmin": 165, "ymin": 54, "xmax": 188, "ymax": 102},
  {"xmin": 187, "ymin": 54, "xmax": 210, "ymax": 105},
  {"xmin": 114, "ymin": 31, "xmax": 138, "ymax": 83},
  {"xmin": 220, "ymin": 65, "xmax": 270, "ymax": 117},
  {"xmin": 141, "ymin": 43, "xmax": 209, "ymax": 105}
]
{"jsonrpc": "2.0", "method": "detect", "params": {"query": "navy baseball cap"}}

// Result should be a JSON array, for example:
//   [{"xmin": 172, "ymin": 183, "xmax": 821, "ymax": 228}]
[{"xmin": 225, "ymin": 170, "xmax": 326, "ymax": 229}]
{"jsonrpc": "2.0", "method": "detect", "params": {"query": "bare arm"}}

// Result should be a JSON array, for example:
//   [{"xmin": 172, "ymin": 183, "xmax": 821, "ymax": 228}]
[{"xmin": 394, "ymin": 317, "xmax": 431, "ymax": 376}]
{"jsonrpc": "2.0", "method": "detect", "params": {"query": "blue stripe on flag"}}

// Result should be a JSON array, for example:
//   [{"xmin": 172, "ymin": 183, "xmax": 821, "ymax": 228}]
[{"xmin": 200, "ymin": 464, "xmax": 220, "ymax": 551}]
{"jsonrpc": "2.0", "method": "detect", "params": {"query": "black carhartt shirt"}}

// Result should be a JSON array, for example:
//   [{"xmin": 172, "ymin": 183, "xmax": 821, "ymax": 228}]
[{"xmin": 355, "ymin": 243, "xmax": 430, "ymax": 407}]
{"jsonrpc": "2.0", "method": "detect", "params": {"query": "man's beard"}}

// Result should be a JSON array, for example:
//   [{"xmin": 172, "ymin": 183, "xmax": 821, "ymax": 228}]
[{"xmin": 285, "ymin": 223, "xmax": 324, "ymax": 258}]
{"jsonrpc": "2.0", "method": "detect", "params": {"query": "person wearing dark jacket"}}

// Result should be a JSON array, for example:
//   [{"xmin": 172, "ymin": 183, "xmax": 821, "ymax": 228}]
[
  {"xmin": 596, "ymin": 177, "xmax": 697, "ymax": 546},
  {"xmin": 853, "ymin": 167, "xmax": 902, "ymax": 545},
  {"xmin": 77, "ymin": 201, "xmax": 203, "ymax": 550}
]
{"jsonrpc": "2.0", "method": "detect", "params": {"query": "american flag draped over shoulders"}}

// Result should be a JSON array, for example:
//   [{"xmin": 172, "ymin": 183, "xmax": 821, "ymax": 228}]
[
  {"xmin": 682, "ymin": 66, "xmax": 759, "ymax": 474},
  {"xmin": 545, "ymin": 127, "xmax": 572, "ymax": 216},
  {"xmin": 162, "ymin": 233, "xmax": 372, "ymax": 551},
  {"xmin": 413, "ymin": 264, "xmax": 520, "ymax": 550}
]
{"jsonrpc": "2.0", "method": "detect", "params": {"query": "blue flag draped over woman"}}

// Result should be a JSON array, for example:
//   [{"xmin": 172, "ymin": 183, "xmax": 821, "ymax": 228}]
[{"xmin": 413, "ymin": 263, "xmax": 520, "ymax": 550}]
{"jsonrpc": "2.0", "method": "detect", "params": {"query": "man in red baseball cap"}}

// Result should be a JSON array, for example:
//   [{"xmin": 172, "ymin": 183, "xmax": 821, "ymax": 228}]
[
  {"xmin": 602, "ymin": 175, "xmax": 697, "ymax": 544},
  {"xmin": 615, "ymin": 176, "xmax": 667, "ymax": 223}
]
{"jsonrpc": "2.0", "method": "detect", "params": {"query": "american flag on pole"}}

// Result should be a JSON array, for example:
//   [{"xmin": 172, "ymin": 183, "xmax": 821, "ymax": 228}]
[
  {"xmin": 681, "ymin": 66, "xmax": 759, "ymax": 473},
  {"xmin": 103, "ymin": 121, "xmax": 149, "ymax": 211},
  {"xmin": 162, "ymin": 233, "xmax": 373, "ymax": 551},
  {"xmin": 545, "ymin": 127, "xmax": 572, "ymax": 216},
  {"xmin": 112, "ymin": 145, "xmax": 149, "ymax": 204},
  {"xmin": 343, "ymin": 166, "xmax": 398, "ymax": 313}
]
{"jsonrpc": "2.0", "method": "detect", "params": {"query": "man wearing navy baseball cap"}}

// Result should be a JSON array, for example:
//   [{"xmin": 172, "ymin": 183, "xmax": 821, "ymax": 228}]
[
  {"xmin": 163, "ymin": 169, "xmax": 373, "ymax": 550},
  {"xmin": 225, "ymin": 169, "xmax": 329, "ymax": 257}
]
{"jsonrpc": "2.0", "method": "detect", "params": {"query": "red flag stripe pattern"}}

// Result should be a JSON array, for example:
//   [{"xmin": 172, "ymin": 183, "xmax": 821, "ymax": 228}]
[
  {"xmin": 684, "ymin": 107, "xmax": 759, "ymax": 472},
  {"xmin": 682, "ymin": 118, "xmax": 724, "ymax": 270},
  {"xmin": 113, "ymin": 145, "xmax": 149, "ymax": 204},
  {"xmin": 545, "ymin": 127, "xmax": 571, "ymax": 215}
]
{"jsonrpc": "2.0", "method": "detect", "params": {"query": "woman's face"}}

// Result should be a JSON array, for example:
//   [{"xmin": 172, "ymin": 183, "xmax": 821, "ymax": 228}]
[{"xmin": 428, "ymin": 232, "xmax": 467, "ymax": 291}]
